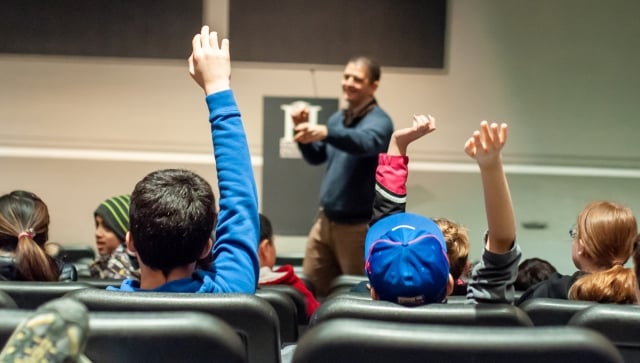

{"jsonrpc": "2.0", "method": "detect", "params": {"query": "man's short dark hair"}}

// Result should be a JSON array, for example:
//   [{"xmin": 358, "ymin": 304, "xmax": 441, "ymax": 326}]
[
  {"xmin": 348, "ymin": 56, "xmax": 381, "ymax": 83},
  {"xmin": 130, "ymin": 169, "xmax": 216, "ymax": 275}
]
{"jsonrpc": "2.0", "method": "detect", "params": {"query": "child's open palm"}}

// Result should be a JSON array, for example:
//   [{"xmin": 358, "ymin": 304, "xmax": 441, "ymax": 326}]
[
  {"xmin": 188, "ymin": 25, "xmax": 231, "ymax": 95},
  {"xmin": 389, "ymin": 114, "xmax": 436, "ymax": 155},
  {"xmin": 464, "ymin": 121, "xmax": 508, "ymax": 168}
]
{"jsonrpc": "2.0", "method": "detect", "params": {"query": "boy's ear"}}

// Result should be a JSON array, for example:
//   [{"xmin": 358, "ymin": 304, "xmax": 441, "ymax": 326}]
[
  {"xmin": 200, "ymin": 238, "xmax": 213, "ymax": 259},
  {"xmin": 258, "ymin": 239, "xmax": 270, "ymax": 258},
  {"xmin": 446, "ymin": 274, "xmax": 455, "ymax": 297},
  {"xmin": 125, "ymin": 232, "xmax": 137, "ymax": 255}
]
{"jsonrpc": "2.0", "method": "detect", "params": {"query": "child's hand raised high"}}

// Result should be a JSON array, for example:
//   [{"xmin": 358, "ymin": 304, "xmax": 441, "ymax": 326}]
[
  {"xmin": 388, "ymin": 114, "xmax": 436, "ymax": 156},
  {"xmin": 464, "ymin": 121, "xmax": 508, "ymax": 169},
  {"xmin": 188, "ymin": 25, "xmax": 231, "ymax": 95}
]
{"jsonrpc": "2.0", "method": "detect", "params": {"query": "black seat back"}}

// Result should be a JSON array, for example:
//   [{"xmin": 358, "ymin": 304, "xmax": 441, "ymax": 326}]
[
  {"xmin": 76, "ymin": 280, "xmax": 299, "ymax": 344},
  {"xmin": 569, "ymin": 304, "xmax": 640, "ymax": 363},
  {"xmin": 77, "ymin": 277, "xmax": 124, "ymax": 289},
  {"xmin": 310, "ymin": 296, "xmax": 533, "ymax": 327},
  {"xmin": 65, "ymin": 289, "xmax": 281, "ymax": 363},
  {"xmin": 0, "ymin": 309, "xmax": 247, "ymax": 363},
  {"xmin": 58, "ymin": 244, "xmax": 96, "ymax": 264},
  {"xmin": 327, "ymin": 274, "xmax": 367, "ymax": 297},
  {"xmin": 255, "ymin": 287, "xmax": 299, "ymax": 343},
  {"xmin": 0, "ymin": 280, "xmax": 91, "ymax": 309},
  {"xmin": 518, "ymin": 297, "xmax": 596, "ymax": 325},
  {"xmin": 0, "ymin": 290, "xmax": 17, "ymax": 309},
  {"xmin": 260, "ymin": 284, "xmax": 309, "ymax": 324},
  {"xmin": 293, "ymin": 318, "xmax": 624, "ymax": 363}
]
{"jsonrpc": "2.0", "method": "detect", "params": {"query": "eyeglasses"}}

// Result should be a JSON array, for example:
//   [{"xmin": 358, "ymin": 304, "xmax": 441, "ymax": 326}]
[{"xmin": 569, "ymin": 225, "xmax": 578, "ymax": 239}]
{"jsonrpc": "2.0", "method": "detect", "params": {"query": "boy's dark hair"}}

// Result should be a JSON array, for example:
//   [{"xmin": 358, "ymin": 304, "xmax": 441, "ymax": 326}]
[
  {"xmin": 514, "ymin": 257, "xmax": 557, "ymax": 291},
  {"xmin": 130, "ymin": 169, "xmax": 216, "ymax": 276},
  {"xmin": 258, "ymin": 213, "xmax": 273, "ymax": 244}
]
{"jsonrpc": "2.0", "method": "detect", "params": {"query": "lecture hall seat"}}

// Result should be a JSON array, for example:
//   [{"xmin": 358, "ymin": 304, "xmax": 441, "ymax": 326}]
[
  {"xmin": 293, "ymin": 318, "xmax": 624, "ymax": 363},
  {"xmin": 569, "ymin": 304, "xmax": 640, "ymax": 363},
  {"xmin": 0, "ymin": 309, "xmax": 247, "ymax": 363},
  {"xmin": 65, "ymin": 289, "xmax": 282, "ymax": 363},
  {"xmin": 309, "ymin": 295, "xmax": 533, "ymax": 327}
]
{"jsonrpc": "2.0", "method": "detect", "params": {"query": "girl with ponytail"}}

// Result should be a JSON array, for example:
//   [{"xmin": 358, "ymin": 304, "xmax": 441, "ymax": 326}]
[
  {"xmin": 0, "ymin": 191, "xmax": 60, "ymax": 281},
  {"xmin": 518, "ymin": 201, "xmax": 637, "ymax": 304}
]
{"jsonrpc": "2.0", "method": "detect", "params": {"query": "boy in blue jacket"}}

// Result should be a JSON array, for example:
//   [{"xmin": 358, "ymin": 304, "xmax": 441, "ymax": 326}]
[{"xmin": 110, "ymin": 26, "xmax": 259, "ymax": 293}]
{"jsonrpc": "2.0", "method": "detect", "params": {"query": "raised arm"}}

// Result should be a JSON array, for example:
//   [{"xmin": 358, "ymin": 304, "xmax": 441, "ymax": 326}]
[
  {"xmin": 371, "ymin": 115, "xmax": 436, "ymax": 224},
  {"xmin": 388, "ymin": 115, "xmax": 436, "ymax": 156},
  {"xmin": 464, "ymin": 121, "xmax": 515, "ymax": 254},
  {"xmin": 189, "ymin": 26, "xmax": 259, "ymax": 293}
]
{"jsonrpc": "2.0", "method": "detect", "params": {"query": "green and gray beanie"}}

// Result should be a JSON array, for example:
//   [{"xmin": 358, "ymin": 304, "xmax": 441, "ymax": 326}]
[{"xmin": 94, "ymin": 195, "xmax": 130, "ymax": 243}]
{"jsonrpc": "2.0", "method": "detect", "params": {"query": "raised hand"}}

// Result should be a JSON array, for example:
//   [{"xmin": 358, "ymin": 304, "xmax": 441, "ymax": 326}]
[
  {"xmin": 188, "ymin": 25, "xmax": 231, "ymax": 95},
  {"xmin": 388, "ymin": 114, "xmax": 436, "ymax": 156},
  {"xmin": 465, "ymin": 121, "xmax": 514, "ymax": 253},
  {"xmin": 291, "ymin": 102, "xmax": 310, "ymax": 126},
  {"xmin": 464, "ymin": 121, "xmax": 508, "ymax": 168}
]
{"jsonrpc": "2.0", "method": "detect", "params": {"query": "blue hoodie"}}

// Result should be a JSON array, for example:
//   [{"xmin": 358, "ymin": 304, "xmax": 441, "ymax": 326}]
[{"xmin": 109, "ymin": 90, "xmax": 259, "ymax": 293}]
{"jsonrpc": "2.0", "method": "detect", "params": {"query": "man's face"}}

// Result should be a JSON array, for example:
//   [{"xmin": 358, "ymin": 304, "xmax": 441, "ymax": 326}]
[{"xmin": 341, "ymin": 61, "xmax": 378, "ymax": 107}]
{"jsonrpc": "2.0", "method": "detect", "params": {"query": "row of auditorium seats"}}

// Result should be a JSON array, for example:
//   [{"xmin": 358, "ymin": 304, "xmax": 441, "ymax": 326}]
[
  {"xmin": 0, "ymin": 309, "xmax": 247, "ymax": 363},
  {"xmin": 2, "ymin": 280, "xmax": 640, "ymax": 362},
  {"xmin": 0, "ymin": 280, "xmax": 303, "ymax": 342},
  {"xmin": 0, "ymin": 298, "xmax": 637, "ymax": 362},
  {"xmin": 293, "ymin": 318, "xmax": 625, "ymax": 363}
]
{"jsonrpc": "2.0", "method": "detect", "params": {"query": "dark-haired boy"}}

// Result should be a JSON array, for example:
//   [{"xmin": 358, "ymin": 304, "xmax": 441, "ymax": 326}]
[{"xmin": 110, "ymin": 26, "xmax": 259, "ymax": 293}]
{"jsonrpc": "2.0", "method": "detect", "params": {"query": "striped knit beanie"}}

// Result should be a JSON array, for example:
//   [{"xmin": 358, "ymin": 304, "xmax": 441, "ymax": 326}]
[{"xmin": 94, "ymin": 195, "xmax": 131, "ymax": 243}]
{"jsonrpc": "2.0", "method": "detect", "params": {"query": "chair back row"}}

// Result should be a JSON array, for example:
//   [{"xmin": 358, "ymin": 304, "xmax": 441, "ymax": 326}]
[
  {"xmin": 293, "ymin": 318, "xmax": 624, "ymax": 363},
  {"xmin": 66, "ymin": 289, "xmax": 282, "ymax": 363},
  {"xmin": 0, "ymin": 309, "xmax": 246, "ymax": 363},
  {"xmin": 2, "ymin": 281, "xmax": 640, "ymax": 363},
  {"xmin": 310, "ymin": 296, "xmax": 533, "ymax": 327}
]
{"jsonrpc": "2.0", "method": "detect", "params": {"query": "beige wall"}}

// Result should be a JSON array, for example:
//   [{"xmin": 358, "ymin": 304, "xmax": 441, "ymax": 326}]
[{"xmin": 1, "ymin": 0, "xmax": 639, "ymax": 273}]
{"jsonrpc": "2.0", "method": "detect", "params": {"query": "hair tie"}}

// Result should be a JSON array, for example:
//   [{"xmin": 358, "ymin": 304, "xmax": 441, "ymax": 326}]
[{"xmin": 18, "ymin": 228, "xmax": 35, "ymax": 240}]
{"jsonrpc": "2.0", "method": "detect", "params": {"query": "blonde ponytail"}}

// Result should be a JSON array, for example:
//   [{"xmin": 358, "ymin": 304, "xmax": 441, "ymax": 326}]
[{"xmin": 569, "ymin": 265, "xmax": 637, "ymax": 304}]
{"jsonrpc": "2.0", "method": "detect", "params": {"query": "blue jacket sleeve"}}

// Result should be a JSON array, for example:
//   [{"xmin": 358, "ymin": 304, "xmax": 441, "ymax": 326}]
[{"xmin": 205, "ymin": 90, "xmax": 260, "ymax": 293}]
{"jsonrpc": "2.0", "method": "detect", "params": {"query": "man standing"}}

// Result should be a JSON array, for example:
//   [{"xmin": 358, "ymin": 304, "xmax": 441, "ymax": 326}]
[{"xmin": 292, "ymin": 56, "xmax": 393, "ymax": 296}]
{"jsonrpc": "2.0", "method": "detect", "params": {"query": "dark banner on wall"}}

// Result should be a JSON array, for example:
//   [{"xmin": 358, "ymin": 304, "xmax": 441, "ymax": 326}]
[
  {"xmin": 262, "ymin": 97, "xmax": 339, "ymax": 235},
  {"xmin": 0, "ymin": 0, "xmax": 201, "ymax": 59},
  {"xmin": 230, "ymin": 0, "xmax": 447, "ymax": 68}
]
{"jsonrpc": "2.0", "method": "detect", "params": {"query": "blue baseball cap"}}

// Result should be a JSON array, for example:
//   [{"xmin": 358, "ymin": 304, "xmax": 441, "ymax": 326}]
[{"xmin": 365, "ymin": 212, "xmax": 449, "ymax": 306}]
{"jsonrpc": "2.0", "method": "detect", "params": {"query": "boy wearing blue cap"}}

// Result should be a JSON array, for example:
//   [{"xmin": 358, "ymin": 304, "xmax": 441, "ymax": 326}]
[{"xmin": 366, "ymin": 115, "xmax": 521, "ymax": 305}]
